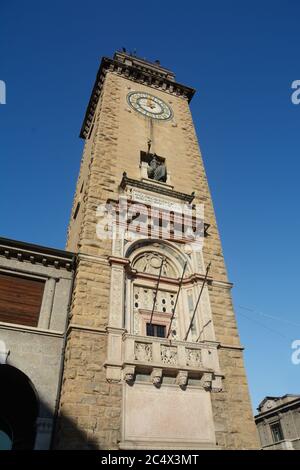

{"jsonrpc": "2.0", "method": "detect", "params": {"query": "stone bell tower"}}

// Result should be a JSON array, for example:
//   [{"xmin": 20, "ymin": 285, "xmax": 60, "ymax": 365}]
[{"xmin": 56, "ymin": 51, "xmax": 259, "ymax": 449}]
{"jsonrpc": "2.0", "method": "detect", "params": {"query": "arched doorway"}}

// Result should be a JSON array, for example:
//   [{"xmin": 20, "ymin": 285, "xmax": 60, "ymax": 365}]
[
  {"xmin": 0, "ymin": 365, "xmax": 39, "ymax": 450},
  {"xmin": 0, "ymin": 418, "xmax": 13, "ymax": 450}
]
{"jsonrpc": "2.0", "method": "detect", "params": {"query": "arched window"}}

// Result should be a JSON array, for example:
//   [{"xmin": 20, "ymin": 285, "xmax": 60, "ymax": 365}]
[{"xmin": 125, "ymin": 240, "xmax": 193, "ymax": 340}]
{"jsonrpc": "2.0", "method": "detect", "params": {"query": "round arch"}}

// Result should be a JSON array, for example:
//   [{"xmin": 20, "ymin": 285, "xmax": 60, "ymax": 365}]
[
  {"xmin": 0, "ymin": 365, "xmax": 39, "ymax": 450},
  {"xmin": 125, "ymin": 238, "xmax": 192, "ymax": 278}
]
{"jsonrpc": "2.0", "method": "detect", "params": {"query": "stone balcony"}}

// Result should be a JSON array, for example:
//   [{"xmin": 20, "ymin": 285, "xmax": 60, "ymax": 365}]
[{"xmin": 106, "ymin": 330, "xmax": 223, "ymax": 391}]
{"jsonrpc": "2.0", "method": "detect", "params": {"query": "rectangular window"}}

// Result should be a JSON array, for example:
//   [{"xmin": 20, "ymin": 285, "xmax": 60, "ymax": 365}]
[
  {"xmin": 0, "ymin": 273, "xmax": 45, "ymax": 327},
  {"xmin": 271, "ymin": 422, "xmax": 284, "ymax": 443},
  {"xmin": 146, "ymin": 323, "xmax": 166, "ymax": 338}
]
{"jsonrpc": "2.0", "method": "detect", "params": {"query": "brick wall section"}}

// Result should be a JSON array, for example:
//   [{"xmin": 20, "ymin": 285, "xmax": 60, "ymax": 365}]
[{"xmin": 57, "ymin": 70, "xmax": 259, "ymax": 449}]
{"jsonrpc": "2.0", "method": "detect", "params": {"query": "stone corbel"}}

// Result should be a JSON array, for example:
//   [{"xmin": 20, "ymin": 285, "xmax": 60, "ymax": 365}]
[
  {"xmin": 151, "ymin": 368, "xmax": 162, "ymax": 387},
  {"xmin": 176, "ymin": 370, "xmax": 188, "ymax": 388},
  {"xmin": 200, "ymin": 372, "xmax": 213, "ymax": 391},
  {"xmin": 123, "ymin": 365, "xmax": 135, "ymax": 384},
  {"xmin": 211, "ymin": 374, "xmax": 223, "ymax": 393}
]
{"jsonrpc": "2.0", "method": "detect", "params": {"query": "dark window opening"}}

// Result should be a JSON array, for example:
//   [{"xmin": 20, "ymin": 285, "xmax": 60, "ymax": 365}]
[
  {"xmin": 146, "ymin": 323, "xmax": 166, "ymax": 338},
  {"xmin": 73, "ymin": 202, "xmax": 80, "ymax": 220},
  {"xmin": 271, "ymin": 422, "xmax": 284, "ymax": 443}
]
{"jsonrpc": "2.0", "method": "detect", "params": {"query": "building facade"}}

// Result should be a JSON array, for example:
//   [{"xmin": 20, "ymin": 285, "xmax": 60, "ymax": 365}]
[
  {"xmin": 0, "ymin": 237, "xmax": 75, "ymax": 449},
  {"xmin": 54, "ymin": 51, "xmax": 259, "ymax": 450},
  {"xmin": 255, "ymin": 395, "xmax": 300, "ymax": 450}
]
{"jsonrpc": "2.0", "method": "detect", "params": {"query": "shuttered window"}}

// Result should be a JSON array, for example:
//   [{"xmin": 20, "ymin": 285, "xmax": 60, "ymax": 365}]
[{"xmin": 0, "ymin": 273, "xmax": 45, "ymax": 327}]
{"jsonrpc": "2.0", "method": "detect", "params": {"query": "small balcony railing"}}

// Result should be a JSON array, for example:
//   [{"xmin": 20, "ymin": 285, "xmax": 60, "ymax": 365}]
[{"xmin": 121, "ymin": 333, "xmax": 223, "ymax": 390}]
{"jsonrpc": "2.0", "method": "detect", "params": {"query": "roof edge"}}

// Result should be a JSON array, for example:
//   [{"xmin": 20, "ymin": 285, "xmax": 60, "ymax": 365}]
[{"xmin": 79, "ymin": 56, "xmax": 196, "ymax": 139}]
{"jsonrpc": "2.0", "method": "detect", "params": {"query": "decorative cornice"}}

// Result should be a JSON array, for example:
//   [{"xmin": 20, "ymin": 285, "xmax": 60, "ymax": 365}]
[
  {"xmin": 108, "ymin": 256, "xmax": 130, "ymax": 267},
  {"xmin": 107, "ymin": 255, "xmax": 232, "ymax": 288},
  {"xmin": 120, "ymin": 172, "xmax": 195, "ymax": 203},
  {"xmin": 219, "ymin": 343, "xmax": 244, "ymax": 351},
  {"xmin": 77, "ymin": 252, "xmax": 108, "ymax": 265},
  {"xmin": 210, "ymin": 279, "xmax": 234, "ymax": 289},
  {"xmin": 80, "ymin": 56, "xmax": 195, "ymax": 139},
  {"xmin": 130, "ymin": 270, "xmax": 214, "ymax": 287},
  {"xmin": 114, "ymin": 51, "xmax": 176, "ymax": 81},
  {"xmin": 67, "ymin": 323, "xmax": 107, "ymax": 335},
  {"xmin": 0, "ymin": 236, "xmax": 75, "ymax": 271}
]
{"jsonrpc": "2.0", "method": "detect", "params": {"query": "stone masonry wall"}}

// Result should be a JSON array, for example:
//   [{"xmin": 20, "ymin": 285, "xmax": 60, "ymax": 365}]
[{"xmin": 57, "ymin": 70, "xmax": 259, "ymax": 449}]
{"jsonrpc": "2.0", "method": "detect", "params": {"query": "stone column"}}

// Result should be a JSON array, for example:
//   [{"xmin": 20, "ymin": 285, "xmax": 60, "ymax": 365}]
[
  {"xmin": 106, "ymin": 258, "xmax": 128, "ymax": 382},
  {"xmin": 38, "ymin": 277, "xmax": 57, "ymax": 329}
]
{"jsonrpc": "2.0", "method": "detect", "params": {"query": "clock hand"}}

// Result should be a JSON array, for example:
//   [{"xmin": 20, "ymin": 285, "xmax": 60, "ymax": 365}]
[{"xmin": 147, "ymin": 97, "xmax": 155, "ymax": 109}]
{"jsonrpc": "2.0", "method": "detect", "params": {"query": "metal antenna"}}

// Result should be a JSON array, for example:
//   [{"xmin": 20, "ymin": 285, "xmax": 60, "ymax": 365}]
[
  {"xmin": 184, "ymin": 262, "xmax": 211, "ymax": 341},
  {"xmin": 149, "ymin": 257, "xmax": 165, "ymax": 326},
  {"xmin": 196, "ymin": 319, "xmax": 212, "ymax": 342},
  {"xmin": 166, "ymin": 261, "xmax": 187, "ymax": 339}
]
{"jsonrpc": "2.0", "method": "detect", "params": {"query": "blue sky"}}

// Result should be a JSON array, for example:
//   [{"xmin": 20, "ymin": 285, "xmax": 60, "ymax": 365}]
[{"xmin": 1, "ymin": 1, "xmax": 299, "ymax": 410}]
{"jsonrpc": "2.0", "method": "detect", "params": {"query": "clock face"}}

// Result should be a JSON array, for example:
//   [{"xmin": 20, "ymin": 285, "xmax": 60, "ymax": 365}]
[{"xmin": 127, "ymin": 92, "xmax": 173, "ymax": 120}]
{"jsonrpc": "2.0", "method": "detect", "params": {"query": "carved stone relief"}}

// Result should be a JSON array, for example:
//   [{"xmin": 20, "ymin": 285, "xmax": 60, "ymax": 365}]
[
  {"xmin": 133, "ymin": 252, "xmax": 176, "ymax": 278},
  {"xmin": 186, "ymin": 348, "xmax": 202, "ymax": 367},
  {"xmin": 135, "ymin": 342, "xmax": 153, "ymax": 362},
  {"xmin": 161, "ymin": 345, "xmax": 177, "ymax": 365}
]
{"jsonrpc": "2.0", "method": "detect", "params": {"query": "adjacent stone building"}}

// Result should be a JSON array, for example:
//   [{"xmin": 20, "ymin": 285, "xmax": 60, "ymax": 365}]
[
  {"xmin": 255, "ymin": 395, "xmax": 300, "ymax": 450},
  {"xmin": 0, "ymin": 51, "xmax": 260, "ymax": 450},
  {"xmin": 0, "ymin": 237, "xmax": 75, "ymax": 449}
]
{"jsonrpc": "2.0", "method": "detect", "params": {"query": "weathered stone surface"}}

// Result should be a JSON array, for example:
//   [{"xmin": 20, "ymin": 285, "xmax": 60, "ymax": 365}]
[{"xmin": 56, "ymin": 55, "xmax": 259, "ymax": 450}]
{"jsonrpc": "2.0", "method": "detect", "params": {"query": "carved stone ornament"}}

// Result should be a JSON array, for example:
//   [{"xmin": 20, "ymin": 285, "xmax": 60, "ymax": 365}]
[
  {"xmin": 135, "ymin": 342, "xmax": 153, "ymax": 362},
  {"xmin": 200, "ymin": 372, "xmax": 213, "ymax": 391},
  {"xmin": 211, "ymin": 375, "xmax": 223, "ymax": 393},
  {"xmin": 176, "ymin": 370, "xmax": 188, "ymax": 387},
  {"xmin": 133, "ymin": 252, "xmax": 176, "ymax": 278},
  {"xmin": 186, "ymin": 348, "xmax": 202, "ymax": 367},
  {"xmin": 151, "ymin": 368, "xmax": 162, "ymax": 386},
  {"xmin": 123, "ymin": 366, "xmax": 135, "ymax": 384},
  {"xmin": 161, "ymin": 345, "xmax": 177, "ymax": 365}
]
